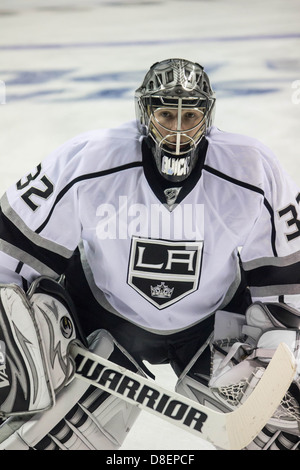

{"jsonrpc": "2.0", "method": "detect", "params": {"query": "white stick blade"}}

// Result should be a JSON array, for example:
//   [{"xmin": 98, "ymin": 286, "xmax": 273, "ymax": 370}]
[{"xmin": 225, "ymin": 342, "xmax": 296, "ymax": 449}]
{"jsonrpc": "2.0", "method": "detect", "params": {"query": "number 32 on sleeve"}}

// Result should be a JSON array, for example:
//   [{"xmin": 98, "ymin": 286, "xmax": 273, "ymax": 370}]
[{"xmin": 16, "ymin": 164, "xmax": 54, "ymax": 211}]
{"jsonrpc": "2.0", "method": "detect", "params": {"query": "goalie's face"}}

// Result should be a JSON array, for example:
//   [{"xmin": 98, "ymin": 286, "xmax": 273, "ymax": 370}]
[
  {"xmin": 145, "ymin": 101, "xmax": 207, "ymax": 182},
  {"xmin": 152, "ymin": 107, "xmax": 205, "ymax": 154}
]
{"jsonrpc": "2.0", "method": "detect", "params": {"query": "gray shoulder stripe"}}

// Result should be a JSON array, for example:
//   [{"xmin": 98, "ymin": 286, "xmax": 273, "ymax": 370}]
[
  {"xmin": 243, "ymin": 251, "xmax": 300, "ymax": 270},
  {"xmin": 250, "ymin": 284, "xmax": 300, "ymax": 297}
]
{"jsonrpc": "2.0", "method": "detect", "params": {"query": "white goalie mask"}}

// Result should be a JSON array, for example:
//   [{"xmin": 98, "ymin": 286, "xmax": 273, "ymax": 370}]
[{"xmin": 135, "ymin": 59, "xmax": 216, "ymax": 182}]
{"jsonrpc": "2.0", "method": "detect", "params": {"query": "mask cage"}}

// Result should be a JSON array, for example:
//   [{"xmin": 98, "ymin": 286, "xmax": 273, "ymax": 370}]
[{"xmin": 141, "ymin": 94, "xmax": 213, "ymax": 156}]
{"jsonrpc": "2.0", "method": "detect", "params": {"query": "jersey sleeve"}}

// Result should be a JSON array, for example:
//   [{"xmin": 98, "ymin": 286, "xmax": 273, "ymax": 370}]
[
  {"xmin": 0, "ymin": 137, "xmax": 87, "ymax": 287},
  {"xmin": 240, "ymin": 144, "xmax": 300, "ymax": 309}
]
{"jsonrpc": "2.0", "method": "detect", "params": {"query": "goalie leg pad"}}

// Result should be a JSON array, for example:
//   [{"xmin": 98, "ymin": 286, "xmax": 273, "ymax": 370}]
[
  {"xmin": 175, "ymin": 331, "xmax": 232, "ymax": 414},
  {"xmin": 246, "ymin": 425, "xmax": 300, "ymax": 450},
  {"xmin": 24, "ymin": 383, "xmax": 140, "ymax": 450}
]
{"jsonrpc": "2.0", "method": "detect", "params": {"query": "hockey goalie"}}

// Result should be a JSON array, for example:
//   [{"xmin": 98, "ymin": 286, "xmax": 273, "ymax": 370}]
[{"xmin": 0, "ymin": 58, "xmax": 299, "ymax": 450}]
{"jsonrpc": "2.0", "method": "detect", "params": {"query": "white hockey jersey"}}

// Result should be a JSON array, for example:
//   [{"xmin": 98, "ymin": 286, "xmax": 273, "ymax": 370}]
[{"xmin": 0, "ymin": 121, "xmax": 300, "ymax": 332}]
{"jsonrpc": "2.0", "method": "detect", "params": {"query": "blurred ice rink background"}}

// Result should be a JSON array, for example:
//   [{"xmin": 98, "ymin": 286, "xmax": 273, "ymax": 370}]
[{"xmin": 0, "ymin": 0, "xmax": 299, "ymax": 450}]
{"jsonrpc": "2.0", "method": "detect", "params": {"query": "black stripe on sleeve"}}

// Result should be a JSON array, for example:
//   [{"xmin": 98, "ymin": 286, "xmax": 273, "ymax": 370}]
[
  {"xmin": 203, "ymin": 165, "xmax": 265, "ymax": 196},
  {"xmin": 0, "ymin": 209, "xmax": 71, "ymax": 275},
  {"xmin": 245, "ymin": 262, "xmax": 300, "ymax": 288},
  {"xmin": 263, "ymin": 198, "xmax": 278, "ymax": 257}
]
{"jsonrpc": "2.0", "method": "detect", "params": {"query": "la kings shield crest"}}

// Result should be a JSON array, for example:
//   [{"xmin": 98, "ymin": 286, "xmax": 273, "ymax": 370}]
[{"xmin": 127, "ymin": 237, "xmax": 203, "ymax": 309}]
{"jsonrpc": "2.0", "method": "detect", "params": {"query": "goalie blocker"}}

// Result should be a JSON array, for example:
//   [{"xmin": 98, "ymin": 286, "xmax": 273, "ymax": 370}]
[{"xmin": 0, "ymin": 276, "xmax": 88, "ymax": 417}]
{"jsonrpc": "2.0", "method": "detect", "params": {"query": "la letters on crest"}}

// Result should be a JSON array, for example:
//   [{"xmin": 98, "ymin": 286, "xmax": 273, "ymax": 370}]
[{"xmin": 127, "ymin": 237, "xmax": 203, "ymax": 308}]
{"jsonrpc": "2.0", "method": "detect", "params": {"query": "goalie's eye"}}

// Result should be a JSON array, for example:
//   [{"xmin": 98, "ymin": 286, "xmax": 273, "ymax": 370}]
[
  {"xmin": 155, "ymin": 109, "xmax": 176, "ymax": 122},
  {"xmin": 181, "ymin": 109, "xmax": 204, "ymax": 124}
]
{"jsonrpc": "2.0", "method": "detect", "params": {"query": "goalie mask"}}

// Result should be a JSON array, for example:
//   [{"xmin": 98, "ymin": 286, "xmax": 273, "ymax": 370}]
[{"xmin": 135, "ymin": 58, "xmax": 216, "ymax": 182}]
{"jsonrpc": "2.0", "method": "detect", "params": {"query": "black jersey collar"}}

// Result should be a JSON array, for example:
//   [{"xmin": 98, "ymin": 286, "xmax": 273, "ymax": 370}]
[{"xmin": 142, "ymin": 137, "xmax": 208, "ymax": 206}]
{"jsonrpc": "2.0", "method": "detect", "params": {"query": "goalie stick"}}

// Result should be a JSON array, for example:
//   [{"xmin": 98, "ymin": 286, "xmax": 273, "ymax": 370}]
[{"xmin": 70, "ymin": 342, "xmax": 296, "ymax": 450}]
